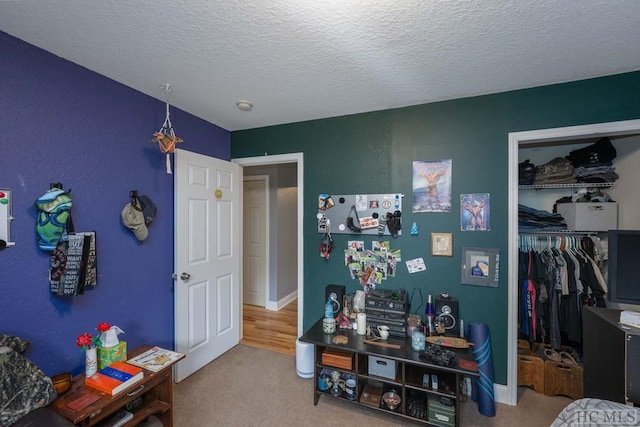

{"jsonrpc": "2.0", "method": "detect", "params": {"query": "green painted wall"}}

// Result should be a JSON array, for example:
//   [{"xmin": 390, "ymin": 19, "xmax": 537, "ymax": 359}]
[{"xmin": 231, "ymin": 71, "xmax": 640, "ymax": 384}]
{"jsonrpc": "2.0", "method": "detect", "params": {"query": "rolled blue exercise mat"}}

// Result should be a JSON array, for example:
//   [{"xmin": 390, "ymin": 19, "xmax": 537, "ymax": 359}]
[{"xmin": 466, "ymin": 322, "xmax": 496, "ymax": 417}]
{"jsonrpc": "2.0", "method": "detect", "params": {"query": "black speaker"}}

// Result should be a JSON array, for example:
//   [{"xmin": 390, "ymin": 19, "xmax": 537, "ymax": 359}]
[
  {"xmin": 435, "ymin": 294, "xmax": 459, "ymax": 336},
  {"xmin": 325, "ymin": 284, "xmax": 346, "ymax": 317}
]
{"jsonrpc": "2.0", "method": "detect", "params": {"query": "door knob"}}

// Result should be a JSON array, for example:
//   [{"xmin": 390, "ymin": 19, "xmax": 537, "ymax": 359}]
[{"xmin": 180, "ymin": 272, "xmax": 191, "ymax": 281}]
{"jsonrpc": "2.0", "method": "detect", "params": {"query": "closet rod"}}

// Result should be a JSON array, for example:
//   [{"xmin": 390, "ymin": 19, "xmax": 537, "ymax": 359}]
[{"xmin": 519, "ymin": 231, "xmax": 598, "ymax": 236}]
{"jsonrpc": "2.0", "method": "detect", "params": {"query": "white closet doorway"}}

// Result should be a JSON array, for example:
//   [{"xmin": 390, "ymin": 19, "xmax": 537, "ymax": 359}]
[{"xmin": 506, "ymin": 119, "xmax": 640, "ymax": 406}]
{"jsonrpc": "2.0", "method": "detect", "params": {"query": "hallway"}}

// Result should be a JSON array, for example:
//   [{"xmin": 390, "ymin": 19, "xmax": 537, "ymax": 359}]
[{"xmin": 241, "ymin": 300, "xmax": 297, "ymax": 356}]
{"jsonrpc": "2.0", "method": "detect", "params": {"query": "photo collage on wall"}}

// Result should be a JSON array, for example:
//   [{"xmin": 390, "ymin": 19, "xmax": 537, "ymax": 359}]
[{"xmin": 344, "ymin": 240, "xmax": 401, "ymax": 291}]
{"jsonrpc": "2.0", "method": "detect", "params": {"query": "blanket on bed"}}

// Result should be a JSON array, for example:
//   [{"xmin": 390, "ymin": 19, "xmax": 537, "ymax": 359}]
[{"xmin": 552, "ymin": 398, "xmax": 640, "ymax": 426}]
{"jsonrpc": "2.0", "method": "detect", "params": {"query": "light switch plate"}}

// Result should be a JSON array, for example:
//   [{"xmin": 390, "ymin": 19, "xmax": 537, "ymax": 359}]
[{"xmin": 0, "ymin": 189, "xmax": 15, "ymax": 248}]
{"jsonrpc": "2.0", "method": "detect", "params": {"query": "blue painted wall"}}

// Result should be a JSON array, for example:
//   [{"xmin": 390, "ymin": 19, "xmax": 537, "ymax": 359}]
[{"xmin": 0, "ymin": 31, "xmax": 230, "ymax": 376}]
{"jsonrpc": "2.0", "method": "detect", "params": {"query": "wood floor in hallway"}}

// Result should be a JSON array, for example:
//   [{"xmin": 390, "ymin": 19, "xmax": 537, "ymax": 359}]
[{"xmin": 241, "ymin": 299, "xmax": 297, "ymax": 356}]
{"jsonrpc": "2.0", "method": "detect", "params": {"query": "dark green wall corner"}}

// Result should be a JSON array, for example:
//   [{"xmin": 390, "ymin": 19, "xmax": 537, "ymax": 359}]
[{"xmin": 231, "ymin": 71, "xmax": 640, "ymax": 385}]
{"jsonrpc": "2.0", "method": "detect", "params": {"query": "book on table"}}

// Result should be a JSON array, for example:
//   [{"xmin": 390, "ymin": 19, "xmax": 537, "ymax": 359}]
[
  {"xmin": 85, "ymin": 361, "xmax": 144, "ymax": 395},
  {"xmin": 126, "ymin": 346, "xmax": 184, "ymax": 372}
]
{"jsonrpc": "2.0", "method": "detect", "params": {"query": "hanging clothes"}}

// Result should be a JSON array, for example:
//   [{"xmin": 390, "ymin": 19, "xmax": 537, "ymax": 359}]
[{"xmin": 517, "ymin": 234, "xmax": 607, "ymax": 349}]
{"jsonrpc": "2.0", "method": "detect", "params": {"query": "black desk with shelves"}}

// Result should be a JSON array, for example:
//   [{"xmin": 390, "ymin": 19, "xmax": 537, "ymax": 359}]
[{"xmin": 299, "ymin": 318, "xmax": 480, "ymax": 426}]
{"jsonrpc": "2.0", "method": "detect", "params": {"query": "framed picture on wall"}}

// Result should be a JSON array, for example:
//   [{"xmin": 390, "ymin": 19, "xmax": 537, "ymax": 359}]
[
  {"xmin": 431, "ymin": 232, "xmax": 453, "ymax": 257},
  {"xmin": 460, "ymin": 247, "xmax": 500, "ymax": 287}
]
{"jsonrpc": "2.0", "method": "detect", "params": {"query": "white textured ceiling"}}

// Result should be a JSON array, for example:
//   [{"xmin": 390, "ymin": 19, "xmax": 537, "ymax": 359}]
[{"xmin": 1, "ymin": 1, "xmax": 639, "ymax": 131}]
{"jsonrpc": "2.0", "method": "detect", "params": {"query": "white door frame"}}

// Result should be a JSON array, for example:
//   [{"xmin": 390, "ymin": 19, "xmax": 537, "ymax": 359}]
[
  {"xmin": 506, "ymin": 118, "xmax": 640, "ymax": 405},
  {"xmin": 232, "ymin": 153, "xmax": 304, "ymax": 337},
  {"xmin": 243, "ymin": 175, "xmax": 270, "ymax": 308}
]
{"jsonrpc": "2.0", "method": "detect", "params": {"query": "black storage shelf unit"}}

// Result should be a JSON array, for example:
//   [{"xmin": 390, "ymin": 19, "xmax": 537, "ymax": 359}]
[{"xmin": 300, "ymin": 318, "xmax": 479, "ymax": 426}]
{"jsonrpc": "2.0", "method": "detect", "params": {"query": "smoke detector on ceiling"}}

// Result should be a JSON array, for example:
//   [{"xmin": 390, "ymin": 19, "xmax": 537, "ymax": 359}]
[{"xmin": 236, "ymin": 100, "xmax": 253, "ymax": 111}]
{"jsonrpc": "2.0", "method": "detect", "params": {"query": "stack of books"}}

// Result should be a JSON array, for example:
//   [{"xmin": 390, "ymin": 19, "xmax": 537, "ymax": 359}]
[{"xmin": 85, "ymin": 361, "xmax": 144, "ymax": 395}]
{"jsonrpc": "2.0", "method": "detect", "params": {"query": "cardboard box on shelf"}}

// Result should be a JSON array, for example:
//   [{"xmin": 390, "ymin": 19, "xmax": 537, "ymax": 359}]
[
  {"xmin": 321, "ymin": 349, "xmax": 354, "ymax": 370},
  {"xmin": 556, "ymin": 202, "xmax": 617, "ymax": 231},
  {"xmin": 359, "ymin": 381, "xmax": 383, "ymax": 408}
]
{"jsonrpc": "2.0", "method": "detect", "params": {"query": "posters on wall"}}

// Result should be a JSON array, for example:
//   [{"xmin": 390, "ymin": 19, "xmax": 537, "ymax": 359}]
[
  {"xmin": 412, "ymin": 159, "xmax": 452, "ymax": 213},
  {"xmin": 325, "ymin": 158, "xmax": 494, "ymax": 287},
  {"xmin": 460, "ymin": 193, "xmax": 490, "ymax": 231}
]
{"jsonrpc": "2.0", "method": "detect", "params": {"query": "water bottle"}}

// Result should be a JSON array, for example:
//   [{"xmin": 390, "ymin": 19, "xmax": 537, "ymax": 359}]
[{"xmin": 325, "ymin": 299, "xmax": 333, "ymax": 318}]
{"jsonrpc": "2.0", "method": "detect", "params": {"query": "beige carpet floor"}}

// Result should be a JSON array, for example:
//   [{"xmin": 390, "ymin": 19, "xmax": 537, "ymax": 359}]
[{"xmin": 173, "ymin": 344, "xmax": 572, "ymax": 426}]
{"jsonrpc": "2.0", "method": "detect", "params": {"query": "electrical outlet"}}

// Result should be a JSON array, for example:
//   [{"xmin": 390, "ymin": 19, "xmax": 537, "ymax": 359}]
[{"xmin": 463, "ymin": 376, "xmax": 472, "ymax": 396}]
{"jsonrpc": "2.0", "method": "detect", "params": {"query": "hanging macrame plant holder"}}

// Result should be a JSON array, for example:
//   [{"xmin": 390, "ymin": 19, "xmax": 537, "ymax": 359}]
[{"xmin": 151, "ymin": 100, "xmax": 183, "ymax": 174}]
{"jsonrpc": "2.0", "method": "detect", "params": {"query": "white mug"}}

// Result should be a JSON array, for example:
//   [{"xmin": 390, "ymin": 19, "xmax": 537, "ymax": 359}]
[{"xmin": 377, "ymin": 325, "xmax": 390, "ymax": 340}]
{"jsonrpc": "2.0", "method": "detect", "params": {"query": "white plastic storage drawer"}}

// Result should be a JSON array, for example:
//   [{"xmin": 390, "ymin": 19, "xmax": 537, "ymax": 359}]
[
  {"xmin": 368, "ymin": 355, "xmax": 396, "ymax": 380},
  {"xmin": 556, "ymin": 202, "xmax": 617, "ymax": 231}
]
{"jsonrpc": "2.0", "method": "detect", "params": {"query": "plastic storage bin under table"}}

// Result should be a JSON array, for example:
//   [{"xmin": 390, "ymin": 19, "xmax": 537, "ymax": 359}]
[{"xmin": 368, "ymin": 355, "xmax": 397, "ymax": 380}]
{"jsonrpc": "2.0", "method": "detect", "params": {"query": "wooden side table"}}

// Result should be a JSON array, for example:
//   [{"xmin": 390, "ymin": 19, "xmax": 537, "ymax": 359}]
[{"xmin": 50, "ymin": 345, "xmax": 184, "ymax": 426}]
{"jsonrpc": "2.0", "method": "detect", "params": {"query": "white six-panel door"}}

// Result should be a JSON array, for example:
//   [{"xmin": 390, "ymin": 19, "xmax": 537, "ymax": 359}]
[
  {"xmin": 242, "ymin": 176, "xmax": 268, "ymax": 307},
  {"xmin": 174, "ymin": 149, "xmax": 240, "ymax": 382}
]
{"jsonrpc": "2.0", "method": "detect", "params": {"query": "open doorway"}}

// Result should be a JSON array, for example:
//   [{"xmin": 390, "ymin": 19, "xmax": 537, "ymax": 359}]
[
  {"xmin": 233, "ymin": 153, "xmax": 304, "ymax": 351},
  {"xmin": 506, "ymin": 119, "xmax": 640, "ymax": 405}
]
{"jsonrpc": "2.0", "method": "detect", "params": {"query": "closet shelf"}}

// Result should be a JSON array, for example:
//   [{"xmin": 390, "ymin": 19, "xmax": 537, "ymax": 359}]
[{"xmin": 519, "ymin": 182, "xmax": 615, "ymax": 190}]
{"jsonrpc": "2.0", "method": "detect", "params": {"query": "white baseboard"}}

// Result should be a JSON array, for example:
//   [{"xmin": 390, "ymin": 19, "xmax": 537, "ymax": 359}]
[
  {"xmin": 461, "ymin": 380, "xmax": 510, "ymax": 406},
  {"xmin": 494, "ymin": 383, "xmax": 510, "ymax": 405},
  {"xmin": 265, "ymin": 290, "xmax": 297, "ymax": 311}
]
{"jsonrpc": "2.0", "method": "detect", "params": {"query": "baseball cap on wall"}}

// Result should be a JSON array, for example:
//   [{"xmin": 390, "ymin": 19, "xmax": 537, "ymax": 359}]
[
  {"xmin": 139, "ymin": 195, "xmax": 157, "ymax": 226},
  {"xmin": 121, "ymin": 199, "xmax": 148, "ymax": 241}
]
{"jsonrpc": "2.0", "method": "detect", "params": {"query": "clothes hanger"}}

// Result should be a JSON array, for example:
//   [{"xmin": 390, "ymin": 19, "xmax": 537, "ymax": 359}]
[{"xmin": 543, "ymin": 236, "xmax": 553, "ymax": 255}]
